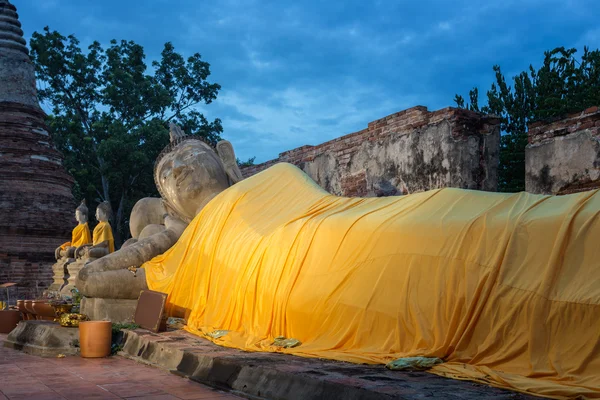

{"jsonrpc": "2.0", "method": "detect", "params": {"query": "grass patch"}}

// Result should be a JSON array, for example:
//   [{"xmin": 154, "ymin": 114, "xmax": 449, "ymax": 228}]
[{"xmin": 110, "ymin": 322, "xmax": 140, "ymax": 355}]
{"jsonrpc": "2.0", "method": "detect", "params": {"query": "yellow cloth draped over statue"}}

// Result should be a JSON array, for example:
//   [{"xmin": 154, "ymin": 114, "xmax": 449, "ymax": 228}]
[
  {"xmin": 93, "ymin": 221, "xmax": 115, "ymax": 253},
  {"xmin": 143, "ymin": 163, "xmax": 600, "ymax": 399},
  {"xmin": 59, "ymin": 222, "xmax": 92, "ymax": 250}
]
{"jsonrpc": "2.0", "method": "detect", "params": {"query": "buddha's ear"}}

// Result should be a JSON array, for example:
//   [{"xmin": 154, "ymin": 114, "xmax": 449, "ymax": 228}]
[{"xmin": 216, "ymin": 140, "xmax": 244, "ymax": 184}]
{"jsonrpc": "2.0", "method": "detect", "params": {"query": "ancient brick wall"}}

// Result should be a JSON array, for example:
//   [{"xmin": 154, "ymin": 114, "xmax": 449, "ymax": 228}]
[
  {"xmin": 526, "ymin": 106, "xmax": 600, "ymax": 195},
  {"xmin": 0, "ymin": 1, "xmax": 75, "ymax": 300},
  {"xmin": 242, "ymin": 106, "xmax": 501, "ymax": 196},
  {"xmin": 0, "ymin": 102, "xmax": 75, "ymax": 300}
]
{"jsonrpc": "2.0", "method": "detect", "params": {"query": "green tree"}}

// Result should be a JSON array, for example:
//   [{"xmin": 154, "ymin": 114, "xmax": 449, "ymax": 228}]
[
  {"xmin": 455, "ymin": 46, "xmax": 600, "ymax": 192},
  {"xmin": 237, "ymin": 156, "xmax": 256, "ymax": 167},
  {"xmin": 30, "ymin": 27, "xmax": 223, "ymax": 246}
]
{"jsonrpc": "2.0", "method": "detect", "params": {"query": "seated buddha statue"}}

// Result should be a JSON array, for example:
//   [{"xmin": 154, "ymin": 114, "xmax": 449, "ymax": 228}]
[
  {"xmin": 55, "ymin": 200, "xmax": 92, "ymax": 261},
  {"xmin": 74, "ymin": 201, "xmax": 115, "ymax": 261},
  {"xmin": 76, "ymin": 123, "xmax": 244, "ymax": 299}
]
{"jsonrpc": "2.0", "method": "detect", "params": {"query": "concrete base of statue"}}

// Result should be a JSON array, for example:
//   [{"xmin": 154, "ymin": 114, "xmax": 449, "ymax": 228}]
[
  {"xmin": 80, "ymin": 297, "xmax": 137, "ymax": 323},
  {"xmin": 60, "ymin": 258, "xmax": 90, "ymax": 295},
  {"xmin": 4, "ymin": 320, "xmax": 79, "ymax": 357},
  {"xmin": 48, "ymin": 258, "xmax": 74, "ymax": 293}
]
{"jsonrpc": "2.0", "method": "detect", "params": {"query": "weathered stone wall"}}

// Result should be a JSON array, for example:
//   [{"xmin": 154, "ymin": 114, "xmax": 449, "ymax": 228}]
[
  {"xmin": 526, "ymin": 106, "xmax": 600, "ymax": 195},
  {"xmin": 242, "ymin": 106, "xmax": 501, "ymax": 196}
]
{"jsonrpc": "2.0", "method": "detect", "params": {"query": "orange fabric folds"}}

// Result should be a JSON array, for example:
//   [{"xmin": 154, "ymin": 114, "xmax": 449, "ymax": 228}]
[
  {"xmin": 71, "ymin": 222, "xmax": 91, "ymax": 247},
  {"xmin": 60, "ymin": 222, "xmax": 91, "ymax": 250},
  {"xmin": 92, "ymin": 221, "xmax": 115, "ymax": 253},
  {"xmin": 143, "ymin": 163, "xmax": 600, "ymax": 399}
]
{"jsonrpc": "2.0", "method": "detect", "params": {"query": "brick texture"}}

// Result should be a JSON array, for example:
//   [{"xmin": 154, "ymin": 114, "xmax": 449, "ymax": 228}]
[{"xmin": 0, "ymin": 101, "xmax": 75, "ymax": 299}]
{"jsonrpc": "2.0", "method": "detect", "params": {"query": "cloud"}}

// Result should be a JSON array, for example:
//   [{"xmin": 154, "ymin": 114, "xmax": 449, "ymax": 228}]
[
  {"xmin": 37, "ymin": 0, "xmax": 58, "ymax": 11},
  {"xmin": 213, "ymin": 80, "xmax": 416, "ymax": 162},
  {"xmin": 15, "ymin": 0, "xmax": 600, "ymax": 164},
  {"xmin": 437, "ymin": 21, "xmax": 452, "ymax": 31},
  {"xmin": 579, "ymin": 28, "xmax": 600, "ymax": 48}
]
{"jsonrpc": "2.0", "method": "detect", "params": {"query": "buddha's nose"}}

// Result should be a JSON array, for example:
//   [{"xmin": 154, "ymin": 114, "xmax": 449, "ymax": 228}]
[{"xmin": 172, "ymin": 159, "xmax": 185, "ymax": 178}]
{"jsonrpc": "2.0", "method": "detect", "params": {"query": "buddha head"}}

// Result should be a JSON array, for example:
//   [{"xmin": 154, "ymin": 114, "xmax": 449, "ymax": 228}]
[
  {"xmin": 75, "ymin": 200, "xmax": 88, "ymax": 224},
  {"xmin": 154, "ymin": 123, "xmax": 243, "ymax": 222},
  {"xmin": 96, "ymin": 201, "xmax": 112, "ymax": 223}
]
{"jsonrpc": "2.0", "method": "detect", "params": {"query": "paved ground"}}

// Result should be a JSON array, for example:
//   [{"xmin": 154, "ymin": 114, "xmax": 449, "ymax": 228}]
[{"xmin": 0, "ymin": 334, "xmax": 242, "ymax": 400}]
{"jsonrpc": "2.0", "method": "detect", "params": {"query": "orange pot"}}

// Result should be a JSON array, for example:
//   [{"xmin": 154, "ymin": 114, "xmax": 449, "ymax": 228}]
[
  {"xmin": 79, "ymin": 321, "xmax": 112, "ymax": 358},
  {"xmin": 0, "ymin": 310, "xmax": 21, "ymax": 333},
  {"xmin": 32, "ymin": 301, "xmax": 55, "ymax": 321},
  {"xmin": 23, "ymin": 300, "xmax": 36, "ymax": 320}
]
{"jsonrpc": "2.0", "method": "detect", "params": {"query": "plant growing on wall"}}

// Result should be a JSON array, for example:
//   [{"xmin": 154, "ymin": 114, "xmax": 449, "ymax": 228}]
[{"xmin": 455, "ymin": 46, "xmax": 600, "ymax": 192}]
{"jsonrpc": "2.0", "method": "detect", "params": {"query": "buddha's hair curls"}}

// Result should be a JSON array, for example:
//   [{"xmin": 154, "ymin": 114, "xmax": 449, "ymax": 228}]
[{"xmin": 76, "ymin": 199, "xmax": 88, "ymax": 214}]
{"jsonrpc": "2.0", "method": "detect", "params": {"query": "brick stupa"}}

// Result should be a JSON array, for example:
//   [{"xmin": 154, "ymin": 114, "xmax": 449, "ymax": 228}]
[{"xmin": 0, "ymin": 0, "xmax": 75, "ymax": 296}]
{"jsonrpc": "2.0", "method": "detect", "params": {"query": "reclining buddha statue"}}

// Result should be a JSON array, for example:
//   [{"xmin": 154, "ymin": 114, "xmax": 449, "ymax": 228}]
[
  {"xmin": 77, "ymin": 124, "xmax": 600, "ymax": 399},
  {"xmin": 76, "ymin": 123, "xmax": 244, "ymax": 300}
]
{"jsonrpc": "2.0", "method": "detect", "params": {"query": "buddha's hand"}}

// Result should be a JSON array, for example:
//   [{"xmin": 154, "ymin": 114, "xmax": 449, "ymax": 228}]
[
  {"xmin": 74, "ymin": 244, "xmax": 91, "ymax": 259},
  {"xmin": 164, "ymin": 215, "xmax": 188, "ymax": 238}
]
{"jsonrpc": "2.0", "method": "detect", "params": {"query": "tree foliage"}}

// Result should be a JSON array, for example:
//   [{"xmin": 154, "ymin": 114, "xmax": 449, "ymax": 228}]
[
  {"xmin": 237, "ymin": 156, "xmax": 256, "ymax": 167},
  {"xmin": 455, "ymin": 46, "xmax": 600, "ymax": 192},
  {"xmin": 30, "ymin": 27, "xmax": 223, "ymax": 246}
]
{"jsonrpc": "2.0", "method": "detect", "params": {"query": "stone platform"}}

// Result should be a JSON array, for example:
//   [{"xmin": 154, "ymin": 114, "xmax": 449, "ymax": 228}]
[
  {"xmin": 81, "ymin": 297, "xmax": 138, "ymax": 323},
  {"xmin": 4, "ymin": 320, "xmax": 79, "ymax": 357},
  {"xmin": 118, "ymin": 329, "xmax": 540, "ymax": 400}
]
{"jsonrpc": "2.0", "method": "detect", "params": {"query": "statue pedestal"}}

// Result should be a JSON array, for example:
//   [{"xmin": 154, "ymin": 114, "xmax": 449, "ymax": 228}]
[
  {"xmin": 61, "ymin": 259, "xmax": 89, "ymax": 295},
  {"xmin": 48, "ymin": 258, "xmax": 74, "ymax": 292},
  {"xmin": 81, "ymin": 297, "xmax": 138, "ymax": 323},
  {"xmin": 4, "ymin": 320, "xmax": 79, "ymax": 357}
]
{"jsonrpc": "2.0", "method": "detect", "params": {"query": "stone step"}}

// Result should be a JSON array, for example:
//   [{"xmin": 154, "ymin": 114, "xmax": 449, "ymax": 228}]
[
  {"xmin": 118, "ymin": 328, "xmax": 539, "ymax": 400},
  {"xmin": 4, "ymin": 320, "xmax": 79, "ymax": 357}
]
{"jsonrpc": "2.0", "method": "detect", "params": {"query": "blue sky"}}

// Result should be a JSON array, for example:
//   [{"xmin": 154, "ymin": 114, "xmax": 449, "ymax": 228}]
[{"xmin": 14, "ymin": 0, "xmax": 600, "ymax": 163}]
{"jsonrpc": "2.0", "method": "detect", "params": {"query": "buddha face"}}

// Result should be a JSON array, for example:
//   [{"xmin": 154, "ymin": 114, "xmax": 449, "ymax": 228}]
[
  {"xmin": 75, "ymin": 210, "xmax": 87, "ymax": 224},
  {"xmin": 96, "ymin": 208, "xmax": 108, "ymax": 223},
  {"xmin": 156, "ymin": 139, "xmax": 230, "ymax": 222}
]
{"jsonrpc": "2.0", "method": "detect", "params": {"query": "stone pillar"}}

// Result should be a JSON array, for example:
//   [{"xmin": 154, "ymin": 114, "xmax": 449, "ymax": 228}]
[
  {"xmin": 0, "ymin": 0, "xmax": 75, "ymax": 298},
  {"xmin": 526, "ymin": 107, "xmax": 600, "ymax": 195}
]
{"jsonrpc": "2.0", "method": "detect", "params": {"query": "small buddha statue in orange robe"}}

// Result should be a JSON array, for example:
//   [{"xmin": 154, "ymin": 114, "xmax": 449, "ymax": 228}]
[
  {"xmin": 55, "ymin": 200, "xmax": 92, "ymax": 261},
  {"xmin": 75, "ymin": 201, "xmax": 114, "ymax": 260}
]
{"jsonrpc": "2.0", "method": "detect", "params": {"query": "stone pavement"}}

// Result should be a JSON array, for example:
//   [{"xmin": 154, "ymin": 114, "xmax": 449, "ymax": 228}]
[{"xmin": 0, "ymin": 334, "xmax": 242, "ymax": 400}]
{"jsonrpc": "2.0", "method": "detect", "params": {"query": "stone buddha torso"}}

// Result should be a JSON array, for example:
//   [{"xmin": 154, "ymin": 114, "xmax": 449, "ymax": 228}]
[{"xmin": 92, "ymin": 221, "xmax": 114, "ymax": 254}]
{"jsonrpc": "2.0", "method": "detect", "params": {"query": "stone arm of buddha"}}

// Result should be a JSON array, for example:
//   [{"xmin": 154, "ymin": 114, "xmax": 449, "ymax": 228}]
[
  {"xmin": 76, "ymin": 124, "xmax": 244, "ymax": 299},
  {"xmin": 55, "ymin": 200, "xmax": 92, "ymax": 261}
]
